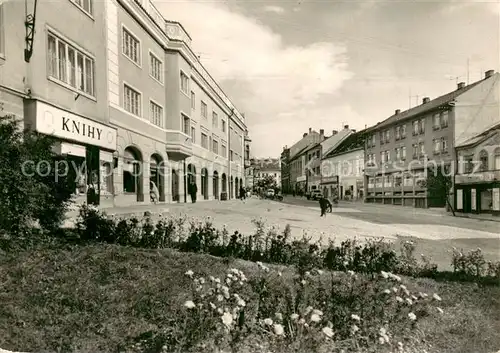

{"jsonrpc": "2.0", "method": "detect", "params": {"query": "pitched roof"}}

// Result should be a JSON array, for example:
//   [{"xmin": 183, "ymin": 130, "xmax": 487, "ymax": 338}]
[
  {"xmin": 456, "ymin": 122, "xmax": 500, "ymax": 148},
  {"xmin": 367, "ymin": 77, "xmax": 488, "ymax": 132},
  {"xmin": 288, "ymin": 144, "xmax": 312, "ymax": 162},
  {"xmin": 324, "ymin": 129, "xmax": 370, "ymax": 159}
]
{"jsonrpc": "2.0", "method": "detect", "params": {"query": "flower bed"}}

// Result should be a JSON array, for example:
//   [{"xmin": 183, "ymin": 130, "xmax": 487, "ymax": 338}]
[{"xmin": 71, "ymin": 205, "xmax": 500, "ymax": 285}]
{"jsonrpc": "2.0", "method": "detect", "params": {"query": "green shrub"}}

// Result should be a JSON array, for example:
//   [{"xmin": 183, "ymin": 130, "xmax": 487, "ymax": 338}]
[{"xmin": 0, "ymin": 114, "xmax": 75, "ymax": 235}]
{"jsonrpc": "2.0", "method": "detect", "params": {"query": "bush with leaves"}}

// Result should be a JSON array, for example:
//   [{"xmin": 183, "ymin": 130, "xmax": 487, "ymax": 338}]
[{"xmin": 0, "ymin": 114, "xmax": 75, "ymax": 235}]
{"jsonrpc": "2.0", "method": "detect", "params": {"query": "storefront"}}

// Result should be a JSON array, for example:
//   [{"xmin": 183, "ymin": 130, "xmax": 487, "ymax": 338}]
[
  {"xmin": 24, "ymin": 99, "xmax": 117, "ymax": 207},
  {"xmin": 321, "ymin": 175, "xmax": 339, "ymax": 199},
  {"xmin": 455, "ymin": 172, "xmax": 500, "ymax": 215}
]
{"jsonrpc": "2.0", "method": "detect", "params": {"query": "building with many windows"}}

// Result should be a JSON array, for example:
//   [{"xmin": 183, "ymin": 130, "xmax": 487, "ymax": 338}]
[
  {"xmin": 0, "ymin": 0, "xmax": 247, "ymax": 207},
  {"xmin": 364, "ymin": 70, "xmax": 499, "ymax": 208},
  {"xmin": 252, "ymin": 158, "xmax": 281, "ymax": 189},
  {"xmin": 454, "ymin": 123, "xmax": 500, "ymax": 215},
  {"xmin": 280, "ymin": 146, "xmax": 291, "ymax": 194}
]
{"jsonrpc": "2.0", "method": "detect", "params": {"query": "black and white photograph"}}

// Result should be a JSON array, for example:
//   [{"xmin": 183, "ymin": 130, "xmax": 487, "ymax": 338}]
[{"xmin": 0, "ymin": 0, "xmax": 499, "ymax": 352}]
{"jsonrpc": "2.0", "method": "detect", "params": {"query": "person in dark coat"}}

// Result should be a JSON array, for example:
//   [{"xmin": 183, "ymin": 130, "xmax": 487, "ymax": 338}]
[
  {"xmin": 189, "ymin": 181, "xmax": 198, "ymax": 203},
  {"xmin": 239, "ymin": 186, "xmax": 246, "ymax": 200},
  {"xmin": 319, "ymin": 196, "xmax": 332, "ymax": 217}
]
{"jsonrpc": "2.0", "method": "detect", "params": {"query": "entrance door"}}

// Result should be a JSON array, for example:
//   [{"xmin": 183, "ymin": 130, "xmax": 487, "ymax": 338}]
[
  {"xmin": 86, "ymin": 146, "xmax": 100, "ymax": 205},
  {"xmin": 462, "ymin": 188, "xmax": 472, "ymax": 213}
]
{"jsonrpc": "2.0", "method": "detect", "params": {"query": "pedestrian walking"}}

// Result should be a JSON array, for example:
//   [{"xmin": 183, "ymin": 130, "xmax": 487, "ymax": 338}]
[
  {"xmin": 319, "ymin": 196, "xmax": 331, "ymax": 217},
  {"xmin": 239, "ymin": 186, "xmax": 246, "ymax": 200},
  {"xmin": 188, "ymin": 181, "xmax": 198, "ymax": 203}
]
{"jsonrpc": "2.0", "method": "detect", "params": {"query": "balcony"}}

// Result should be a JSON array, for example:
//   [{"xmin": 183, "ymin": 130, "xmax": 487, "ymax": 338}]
[
  {"xmin": 165, "ymin": 131, "xmax": 192, "ymax": 160},
  {"xmin": 165, "ymin": 21, "xmax": 192, "ymax": 46}
]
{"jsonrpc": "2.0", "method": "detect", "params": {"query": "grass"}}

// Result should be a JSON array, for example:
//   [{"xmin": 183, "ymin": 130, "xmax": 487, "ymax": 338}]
[{"xmin": 0, "ymin": 244, "xmax": 499, "ymax": 353}]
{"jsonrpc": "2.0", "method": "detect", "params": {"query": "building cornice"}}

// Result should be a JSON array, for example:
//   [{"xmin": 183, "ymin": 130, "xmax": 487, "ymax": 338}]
[{"xmin": 118, "ymin": 0, "xmax": 246, "ymax": 130}]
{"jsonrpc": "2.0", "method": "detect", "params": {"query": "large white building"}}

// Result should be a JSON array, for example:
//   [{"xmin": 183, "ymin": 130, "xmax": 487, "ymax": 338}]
[{"xmin": 0, "ymin": 0, "xmax": 248, "ymax": 207}]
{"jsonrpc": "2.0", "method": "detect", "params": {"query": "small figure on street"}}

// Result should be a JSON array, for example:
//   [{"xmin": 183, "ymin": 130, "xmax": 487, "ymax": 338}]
[
  {"xmin": 239, "ymin": 186, "xmax": 246, "ymax": 200},
  {"xmin": 150, "ymin": 180, "xmax": 159, "ymax": 204},
  {"xmin": 188, "ymin": 181, "xmax": 198, "ymax": 203},
  {"xmin": 319, "ymin": 196, "xmax": 332, "ymax": 217}
]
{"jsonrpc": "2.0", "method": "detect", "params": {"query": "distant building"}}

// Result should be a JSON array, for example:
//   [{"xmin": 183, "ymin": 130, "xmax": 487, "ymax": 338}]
[
  {"xmin": 280, "ymin": 147, "xmax": 291, "ymax": 193},
  {"xmin": 321, "ymin": 129, "xmax": 368, "ymax": 200},
  {"xmin": 364, "ymin": 70, "xmax": 499, "ymax": 208},
  {"xmin": 455, "ymin": 123, "xmax": 500, "ymax": 215},
  {"xmin": 252, "ymin": 158, "xmax": 281, "ymax": 189}
]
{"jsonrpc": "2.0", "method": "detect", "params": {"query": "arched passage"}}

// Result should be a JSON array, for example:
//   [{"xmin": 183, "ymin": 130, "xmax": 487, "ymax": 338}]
[
  {"xmin": 171, "ymin": 169, "xmax": 180, "ymax": 202},
  {"xmin": 123, "ymin": 146, "xmax": 143, "ymax": 202},
  {"xmin": 150, "ymin": 154, "xmax": 165, "ymax": 202},
  {"xmin": 201, "ymin": 168, "xmax": 209, "ymax": 200},
  {"xmin": 187, "ymin": 163, "xmax": 197, "ymax": 185},
  {"xmin": 221, "ymin": 173, "xmax": 227, "ymax": 194},
  {"xmin": 213, "ymin": 171, "xmax": 219, "ymax": 200},
  {"xmin": 230, "ymin": 176, "xmax": 234, "ymax": 199}
]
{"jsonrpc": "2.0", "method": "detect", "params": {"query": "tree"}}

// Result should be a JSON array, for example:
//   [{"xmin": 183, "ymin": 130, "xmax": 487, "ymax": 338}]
[
  {"xmin": 0, "ymin": 114, "xmax": 75, "ymax": 235},
  {"xmin": 256, "ymin": 174, "xmax": 277, "ymax": 191},
  {"xmin": 423, "ymin": 165, "xmax": 455, "ymax": 216}
]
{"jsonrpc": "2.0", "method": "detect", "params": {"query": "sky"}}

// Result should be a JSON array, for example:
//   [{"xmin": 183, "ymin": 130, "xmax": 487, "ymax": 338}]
[{"xmin": 154, "ymin": 0, "xmax": 500, "ymax": 158}]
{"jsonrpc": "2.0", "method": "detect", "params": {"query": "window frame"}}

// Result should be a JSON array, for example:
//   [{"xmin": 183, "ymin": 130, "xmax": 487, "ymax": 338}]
[
  {"xmin": 121, "ymin": 25, "xmax": 142, "ymax": 67},
  {"xmin": 46, "ymin": 29, "xmax": 96, "ymax": 98},
  {"xmin": 181, "ymin": 114, "xmax": 190, "ymax": 135},
  {"xmin": 69, "ymin": 0, "xmax": 94, "ymax": 18},
  {"xmin": 148, "ymin": 50, "xmax": 163, "ymax": 84},
  {"xmin": 123, "ymin": 82, "xmax": 143, "ymax": 117},
  {"xmin": 201, "ymin": 101, "xmax": 208, "ymax": 118},
  {"xmin": 149, "ymin": 99, "xmax": 163, "ymax": 127},
  {"xmin": 180, "ymin": 70, "xmax": 190, "ymax": 95}
]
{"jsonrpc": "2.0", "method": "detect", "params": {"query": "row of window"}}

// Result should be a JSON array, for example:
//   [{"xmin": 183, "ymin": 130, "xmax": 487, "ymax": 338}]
[
  {"xmin": 368, "ymin": 174, "xmax": 423, "ymax": 188},
  {"xmin": 367, "ymin": 139, "xmax": 449, "ymax": 165},
  {"xmin": 182, "ymin": 115, "xmax": 228, "ymax": 156},
  {"xmin": 189, "ymin": 87, "xmax": 227, "ymax": 133},
  {"xmin": 124, "ymin": 84, "xmax": 164, "ymax": 127},
  {"xmin": 367, "ymin": 111, "xmax": 450, "ymax": 148}
]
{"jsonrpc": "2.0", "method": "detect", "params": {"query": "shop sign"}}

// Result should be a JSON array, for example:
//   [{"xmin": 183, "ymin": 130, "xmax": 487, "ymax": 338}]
[
  {"xmin": 455, "ymin": 171, "xmax": 500, "ymax": 184},
  {"xmin": 35, "ymin": 101, "xmax": 117, "ymax": 150}
]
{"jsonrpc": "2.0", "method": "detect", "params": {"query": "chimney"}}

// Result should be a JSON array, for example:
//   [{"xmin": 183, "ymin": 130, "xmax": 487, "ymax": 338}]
[
  {"xmin": 303, "ymin": 133, "xmax": 307, "ymax": 138},
  {"xmin": 319, "ymin": 129, "xmax": 324, "ymax": 136},
  {"xmin": 351, "ymin": 129, "xmax": 356, "ymax": 133},
  {"xmin": 395, "ymin": 109, "xmax": 401, "ymax": 115},
  {"xmin": 485, "ymin": 70, "xmax": 494, "ymax": 78},
  {"xmin": 457, "ymin": 82, "xmax": 465, "ymax": 89},
  {"xmin": 422, "ymin": 97, "xmax": 430, "ymax": 104},
  {"xmin": 332, "ymin": 130, "xmax": 338, "ymax": 136},
  {"xmin": 309, "ymin": 127, "xmax": 312, "ymax": 133},
  {"xmin": 344, "ymin": 125, "xmax": 349, "ymax": 129}
]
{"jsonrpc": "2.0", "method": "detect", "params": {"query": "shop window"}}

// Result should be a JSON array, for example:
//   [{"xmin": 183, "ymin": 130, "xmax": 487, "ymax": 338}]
[
  {"xmin": 481, "ymin": 188, "xmax": 493, "ymax": 211},
  {"xmin": 100, "ymin": 161, "xmax": 113, "ymax": 196},
  {"xmin": 495, "ymin": 148, "xmax": 500, "ymax": 170},
  {"xmin": 123, "ymin": 147, "xmax": 141, "ymax": 194}
]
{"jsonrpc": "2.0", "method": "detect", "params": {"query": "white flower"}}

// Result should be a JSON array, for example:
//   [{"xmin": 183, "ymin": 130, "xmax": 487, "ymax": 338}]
[
  {"xmin": 347, "ymin": 270, "xmax": 355, "ymax": 276},
  {"xmin": 226, "ymin": 278, "xmax": 232, "ymax": 285},
  {"xmin": 273, "ymin": 324, "xmax": 284, "ymax": 335},
  {"xmin": 184, "ymin": 300, "xmax": 196, "ymax": 309},
  {"xmin": 310, "ymin": 314, "xmax": 321, "ymax": 322},
  {"xmin": 275, "ymin": 312, "xmax": 283, "ymax": 321},
  {"xmin": 217, "ymin": 308, "xmax": 223, "ymax": 315},
  {"xmin": 343, "ymin": 261, "xmax": 349, "ymax": 266},
  {"xmin": 381, "ymin": 333, "xmax": 390, "ymax": 343},
  {"xmin": 433, "ymin": 293, "xmax": 442, "ymax": 301},
  {"xmin": 227, "ymin": 273, "xmax": 233, "ymax": 279},
  {"xmin": 351, "ymin": 324, "xmax": 359, "ymax": 333},
  {"xmin": 396, "ymin": 296, "xmax": 403, "ymax": 303},
  {"xmin": 322, "ymin": 326, "xmax": 334, "ymax": 338},
  {"xmin": 437, "ymin": 307, "xmax": 444, "ymax": 314},
  {"xmin": 263, "ymin": 318, "xmax": 273, "ymax": 326},
  {"xmin": 317, "ymin": 269, "xmax": 324, "ymax": 275},
  {"xmin": 392, "ymin": 287, "xmax": 398, "ymax": 293},
  {"xmin": 381, "ymin": 271, "xmax": 389, "ymax": 279},
  {"xmin": 278, "ymin": 271, "xmax": 282, "ymax": 276},
  {"xmin": 379, "ymin": 327, "xmax": 387, "ymax": 335},
  {"xmin": 221, "ymin": 312, "xmax": 233, "ymax": 327},
  {"xmin": 237, "ymin": 298, "xmax": 246, "ymax": 307},
  {"xmin": 400, "ymin": 284, "xmax": 407, "ymax": 290},
  {"xmin": 406, "ymin": 298, "xmax": 413, "ymax": 305},
  {"xmin": 290, "ymin": 313, "xmax": 299, "ymax": 321},
  {"xmin": 312, "ymin": 309, "xmax": 323, "ymax": 316},
  {"xmin": 378, "ymin": 336, "xmax": 386, "ymax": 344},
  {"xmin": 392, "ymin": 274, "xmax": 401, "ymax": 282},
  {"xmin": 209, "ymin": 302, "xmax": 216, "ymax": 310},
  {"xmin": 209, "ymin": 276, "xmax": 215, "ymax": 282},
  {"xmin": 301, "ymin": 280, "xmax": 307, "ymax": 285},
  {"xmin": 185, "ymin": 270, "xmax": 194, "ymax": 277},
  {"xmin": 383, "ymin": 289, "xmax": 391, "ymax": 294},
  {"xmin": 304, "ymin": 306, "xmax": 313, "ymax": 316},
  {"xmin": 305, "ymin": 271, "xmax": 311, "ymax": 277},
  {"xmin": 298, "ymin": 318, "xmax": 306, "ymax": 325},
  {"xmin": 408, "ymin": 312, "xmax": 417, "ymax": 321},
  {"xmin": 351, "ymin": 314, "xmax": 361, "ymax": 321},
  {"xmin": 214, "ymin": 278, "xmax": 221, "ymax": 284},
  {"xmin": 217, "ymin": 294, "xmax": 224, "ymax": 302}
]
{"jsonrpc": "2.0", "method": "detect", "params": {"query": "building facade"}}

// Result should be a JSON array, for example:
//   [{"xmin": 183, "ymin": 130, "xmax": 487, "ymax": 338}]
[
  {"xmin": 252, "ymin": 158, "xmax": 281, "ymax": 189},
  {"xmin": 364, "ymin": 71, "xmax": 499, "ymax": 208},
  {"xmin": 454, "ymin": 124, "xmax": 500, "ymax": 215},
  {"xmin": 0, "ymin": 0, "xmax": 247, "ymax": 208},
  {"xmin": 321, "ymin": 130, "xmax": 367, "ymax": 200},
  {"xmin": 280, "ymin": 146, "xmax": 291, "ymax": 193}
]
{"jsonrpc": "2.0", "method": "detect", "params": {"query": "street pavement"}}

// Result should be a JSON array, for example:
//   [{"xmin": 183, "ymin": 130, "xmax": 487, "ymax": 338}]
[{"xmin": 69, "ymin": 196, "xmax": 499, "ymax": 269}]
